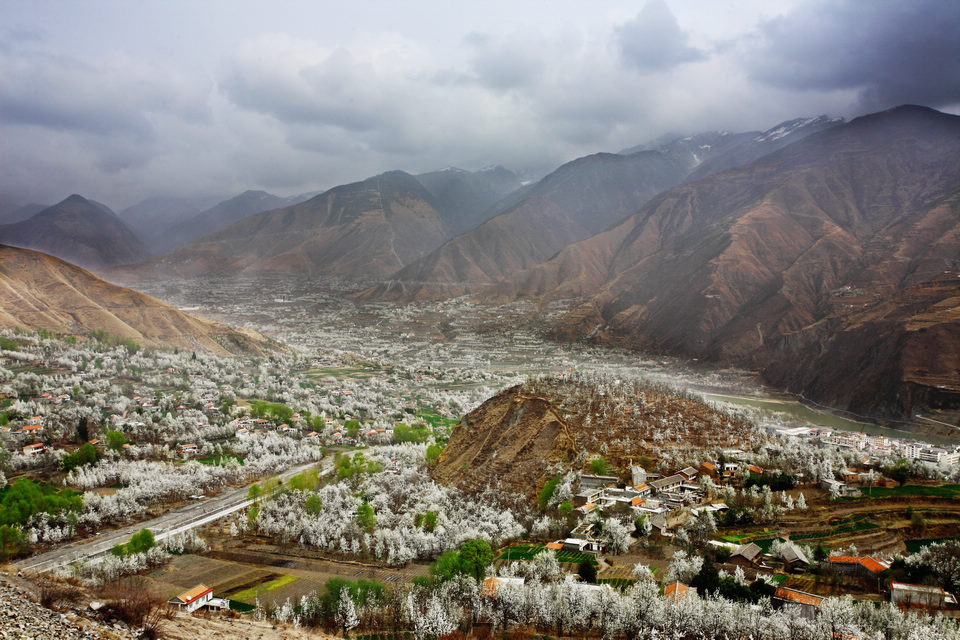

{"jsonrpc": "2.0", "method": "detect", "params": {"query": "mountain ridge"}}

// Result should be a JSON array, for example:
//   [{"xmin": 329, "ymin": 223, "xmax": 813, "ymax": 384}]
[
  {"xmin": 0, "ymin": 245, "xmax": 274, "ymax": 356},
  {"xmin": 0, "ymin": 195, "xmax": 149, "ymax": 269}
]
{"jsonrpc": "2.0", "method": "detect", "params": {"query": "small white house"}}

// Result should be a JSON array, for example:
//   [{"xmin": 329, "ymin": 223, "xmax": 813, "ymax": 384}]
[{"xmin": 168, "ymin": 584, "xmax": 214, "ymax": 613}]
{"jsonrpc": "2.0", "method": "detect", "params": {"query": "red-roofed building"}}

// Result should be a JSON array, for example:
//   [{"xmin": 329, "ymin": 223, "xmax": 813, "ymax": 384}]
[
  {"xmin": 167, "ymin": 584, "xmax": 214, "ymax": 613},
  {"xmin": 827, "ymin": 556, "xmax": 889, "ymax": 580},
  {"xmin": 22, "ymin": 442, "xmax": 45, "ymax": 457},
  {"xmin": 664, "ymin": 582, "xmax": 691, "ymax": 602},
  {"xmin": 773, "ymin": 587, "xmax": 823, "ymax": 619}
]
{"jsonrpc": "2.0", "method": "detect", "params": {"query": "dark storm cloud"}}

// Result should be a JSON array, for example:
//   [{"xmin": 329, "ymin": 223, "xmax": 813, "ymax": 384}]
[
  {"xmin": 746, "ymin": 0, "xmax": 960, "ymax": 111},
  {"xmin": 616, "ymin": 0, "xmax": 706, "ymax": 73}
]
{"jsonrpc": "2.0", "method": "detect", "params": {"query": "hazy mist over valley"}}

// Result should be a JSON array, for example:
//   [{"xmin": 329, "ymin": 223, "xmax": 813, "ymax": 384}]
[{"xmin": 2, "ymin": 2, "xmax": 960, "ymax": 638}]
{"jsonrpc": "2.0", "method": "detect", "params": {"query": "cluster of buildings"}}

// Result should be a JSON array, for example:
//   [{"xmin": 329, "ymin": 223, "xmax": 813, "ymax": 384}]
[{"xmin": 778, "ymin": 425, "xmax": 960, "ymax": 466}]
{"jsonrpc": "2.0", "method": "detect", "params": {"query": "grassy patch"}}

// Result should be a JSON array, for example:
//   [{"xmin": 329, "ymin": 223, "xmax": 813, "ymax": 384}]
[
  {"xmin": 718, "ymin": 530, "xmax": 779, "ymax": 544},
  {"xmin": 228, "ymin": 574, "xmax": 298, "ymax": 602},
  {"xmin": 555, "ymin": 550, "xmax": 598, "ymax": 565},
  {"xmin": 498, "ymin": 543, "xmax": 545, "ymax": 561},
  {"xmin": 597, "ymin": 577, "xmax": 636, "ymax": 589},
  {"xmin": 770, "ymin": 574, "xmax": 788, "ymax": 585},
  {"xmin": 842, "ymin": 484, "xmax": 960, "ymax": 500},
  {"xmin": 229, "ymin": 599, "xmax": 256, "ymax": 612},
  {"xmin": 904, "ymin": 538, "xmax": 960, "ymax": 553},
  {"xmin": 753, "ymin": 538, "xmax": 781, "ymax": 554}
]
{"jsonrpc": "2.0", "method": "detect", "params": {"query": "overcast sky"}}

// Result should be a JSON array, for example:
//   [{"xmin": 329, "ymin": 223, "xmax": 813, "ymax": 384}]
[{"xmin": 2, "ymin": 0, "xmax": 959, "ymax": 210}]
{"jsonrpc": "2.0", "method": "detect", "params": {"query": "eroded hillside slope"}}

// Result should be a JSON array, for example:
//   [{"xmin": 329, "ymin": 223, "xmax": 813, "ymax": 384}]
[{"xmin": 433, "ymin": 375, "xmax": 753, "ymax": 501}]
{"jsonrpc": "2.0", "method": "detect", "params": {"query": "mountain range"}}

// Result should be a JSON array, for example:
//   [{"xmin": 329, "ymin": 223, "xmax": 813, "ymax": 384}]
[
  {"xmin": 501, "ymin": 106, "xmax": 960, "ymax": 421},
  {"xmin": 0, "ymin": 195, "xmax": 148, "ymax": 269},
  {"xmin": 109, "ymin": 166, "xmax": 522, "ymax": 282},
  {"xmin": 362, "ymin": 114, "xmax": 840, "ymax": 301}
]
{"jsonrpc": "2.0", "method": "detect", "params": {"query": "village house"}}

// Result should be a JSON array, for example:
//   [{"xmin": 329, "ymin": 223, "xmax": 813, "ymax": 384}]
[
  {"xmin": 779, "ymin": 543, "xmax": 810, "ymax": 572},
  {"xmin": 19, "ymin": 424, "xmax": 45, "ymax": 436},
  {"xmin": 729, "ymin": 542, "xmax": 763, "ymax": 568},
  {"xmin": 826, "ymin": 555, "xmax": 888, "ymax": 580},
  {"xmin": 481, "ymin": 576, "xmax": 525, "ymax": 597},
  {"xmin": 579, "ymin": 474, "xmax": 619, "ymax": 491},
  {"xmin": 889, "ymin": 582, "xmax": 955, "ymax": 609},
  {"xmin": 664, "ymin": 582, "xmax": 692, "ymax": 602},
  {"xmin": 820, "ymin": 478, "xmax": 858, "ymax": 496},
  {"xmin": 773, "ymin": 587, "xmax": 823, "ymax": 619},
  {"xmin": 678, "ymin": 466, "xmax": 699, "ymax": 481},
  {"xmin": 176, "ymin": 444, "xmax": 199, "ymax": 458},
  {"xmin": 649, "ymin": 474, "xmax": 685, "ymax": 494},
  {"xmin": 22, "ymin": 442, "xmax": 45, "ymax": 457},
  {"xmin": 167, "ymin": 584, "xmax": 227, "ymax": 613}
]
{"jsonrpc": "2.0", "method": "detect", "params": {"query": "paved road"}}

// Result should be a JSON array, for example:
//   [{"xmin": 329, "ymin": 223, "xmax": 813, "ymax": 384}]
[{"xmin": 13, "ymin": 457, "xmax": 331, "ymax": 575}]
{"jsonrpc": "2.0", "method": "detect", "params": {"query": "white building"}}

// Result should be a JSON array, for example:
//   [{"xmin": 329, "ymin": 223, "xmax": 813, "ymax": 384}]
[{"xmin": 168, "ymin": 584, "xmax": 214, "ymax": 613}]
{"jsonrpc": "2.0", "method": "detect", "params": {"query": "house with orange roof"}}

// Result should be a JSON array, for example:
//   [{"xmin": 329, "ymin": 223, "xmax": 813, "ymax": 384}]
[
  {"xmin": 773, "ymin": 587, "xmax": 823, "ymax": 619},
  {"xmin": 167, "ymin": 584, "xmax": 222, "ymax": 613},
  {"xmin": 827, "ymin": 555, "xmax": 889, "ymax": 580},
  {"xmin": 481, "ymin": 576, "xmax": 525, "ymax": 597},
  {"xmin": 23, "ymin": 442, "xmax": 45, "ymax": 456},
  {"xmin": 664, "ymin": 582, "xmax": 691, "ymax": 602}
]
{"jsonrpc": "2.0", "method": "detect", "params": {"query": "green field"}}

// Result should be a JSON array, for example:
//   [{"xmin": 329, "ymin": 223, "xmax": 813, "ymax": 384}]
[
  {"xmin": 718, "ymin": 530, "xmax": 779, "ymax": 544},
  {"xmin": 770, "ymin": 574, "xmax": 788, "ymax": 585},
  {"xmin": 555, "ymin": 549, "xmax": 599, "ymax": 565},
  {"xmin": 227, "ymin": 574, "xmax": 298, "ymax": 602},
  {"xmin": 904, "ymin": 538, "xmax": 960, "ymax": 553},
  {"xmin": 841, "ymin": 484, "xmax": 960, "ymax": 500},
  {"xmin": 793, "ymin": 519, "xmax": 878, "ymax": 541},
  {"xmin": 498, "ymin": 543, "xmax": 546, "ymax": 561},
  {"xmin": 229, "ymin": 600, "xmax": 256, "ymax": 612},
  {"xmin": 597, "ymin": 577, "xmax": 635, "ymax": 589}
]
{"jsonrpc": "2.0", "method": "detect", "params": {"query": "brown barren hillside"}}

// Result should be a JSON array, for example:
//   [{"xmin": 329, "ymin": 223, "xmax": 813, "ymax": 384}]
[
  {"xmin": 433, "ymin": 375, "xmax": 755, "ymax": 501},
  {"xmin": 0, "ymin": 245, "xmax": 274, "ymax": 356},
  {"xmin": 494, "ymin": 106, "xmax": 960, "ymax": 423}
]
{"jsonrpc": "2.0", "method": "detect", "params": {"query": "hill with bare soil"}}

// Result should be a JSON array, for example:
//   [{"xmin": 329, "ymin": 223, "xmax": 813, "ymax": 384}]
[
  {"xmin": 433, "ymin": 375, "xmax": 754, "ymax": 501},
  {"xmin": 0, "ymin": 245, "xmax": 274, "ymax": 356}
]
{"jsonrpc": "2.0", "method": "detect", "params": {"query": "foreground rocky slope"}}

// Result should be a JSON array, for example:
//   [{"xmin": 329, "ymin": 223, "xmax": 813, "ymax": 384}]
[
  {"xmin": 519, "ymin": 106, "xmax": 960, "ymax": 422},
  {"xmin": 433, "ymin": 375, "xmax": 754, "ymax": 501},
  {"xmin": 0, "ymin": 245, "xmax": 273, "ymax": 356}
]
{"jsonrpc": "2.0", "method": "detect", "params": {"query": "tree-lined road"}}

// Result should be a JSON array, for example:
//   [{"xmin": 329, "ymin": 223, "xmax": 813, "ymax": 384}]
[{"xmin": 13, "ymin": 458, "xmax": 329, "ymax": 575}]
